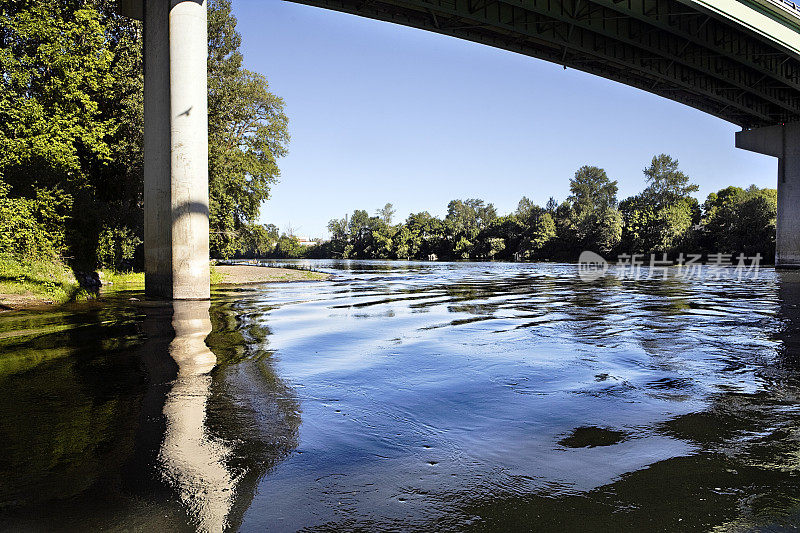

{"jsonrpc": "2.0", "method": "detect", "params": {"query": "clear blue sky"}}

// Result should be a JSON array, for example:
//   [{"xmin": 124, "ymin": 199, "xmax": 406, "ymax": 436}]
[{"xmin": 233, "ymin": 0, "xmax": 777, "ymax": 239}]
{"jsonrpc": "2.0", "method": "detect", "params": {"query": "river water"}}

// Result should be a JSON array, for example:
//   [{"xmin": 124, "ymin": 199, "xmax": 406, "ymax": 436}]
[{"xmin": 1, "ymin": 260, "xmax": 800, "ymax": 531}]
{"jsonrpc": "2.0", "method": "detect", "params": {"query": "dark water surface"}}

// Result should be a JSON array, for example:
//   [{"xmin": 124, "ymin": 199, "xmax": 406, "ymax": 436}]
[{"xmin": 2, "ymin": 261, "xmax": 800, "ymax": 532}]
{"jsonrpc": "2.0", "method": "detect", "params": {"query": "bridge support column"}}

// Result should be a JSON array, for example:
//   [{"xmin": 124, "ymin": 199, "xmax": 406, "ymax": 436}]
[
  {"xmin": 736, "ymin": 123, "xmax": 800, "ymax": 269},
  {"xmin": 144, "ymin": 0, "xmax": 210, "ymax": 300}
]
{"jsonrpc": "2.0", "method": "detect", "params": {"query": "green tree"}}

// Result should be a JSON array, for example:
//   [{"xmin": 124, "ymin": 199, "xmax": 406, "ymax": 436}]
[
  {"xmin": 327, "ymin": 215, "xmax": 350, "ymax": 258},
  {"xmin": 514, "ymin": 198, "xmax": 556, "ymax": 258},
  {"xmin": 89, "ymin": 6, "xmax": 145, "ymax": 268},
  {"xmin": 530, "ymin": 212, "xmax": 556, "ymax": 253},
  {"xmin": 393, "ymin": 225, "xmax": 414, "ymax": 259},
  {"xmin": 445, "ymin": 199, "xmax": 496, "ymax": 259},
  {"xmin": 561, "ymin": 166, "xmax": 621, "ymax": 254},
  {"xmin": 620, "ymin": 155, "xmax": 699, "ymax": 253},
  {"xmin": 239, "ymin": 223, "xmax": 279, "ymax": 257},
  {"xmin": 568, "ymin": 166, "xmax": 618, "ymax": 213},
  {"xmin": 96, "ymin": 225, "xmax": 141, "ymax": 270},
  {"xmin": 207, "ymin": 0, "xmax": 289, "ymax": 258},
  {"xmin": 702, "ymin": 185, "xmax": 776, "ymax": 257},
  {"xmin": 454, "ymin": 236, "xmax": 472, "ymax": 260},
  {"xmin": 0, "ymin": 184, "xmax": 58, "ymax": 259},
  {"xmin": 0, "ymin": 1, "xmax": 142, "ymax": 264},
  {"xmin": 486, "ymin": 237, "xmax": 505, "ymax": 260},
  {"xmin": 594, "ymin": 207, "xmax": 623, "ymax": 254},
  {"xmin": 348, "ymin": 209, "xmax": 373, "ymax": 257},
  {"xmin": 0, "ymin": 3, "xmax": 115, "ymax": 186},
  {"xmin": 515, "ymin": 196, "xmax": 537, "ymax": 220},
  {"xmin": 480, "ymin": 214, "xmax": 524, "ymax": 260},
  {"xmin": 376, "ymin": 203, "xmax": 395, "ymax": 225},
  {"xmin": 405, "ymin": 211, "xmax": 444, "ymax": 259},
  {"xmin": 274, "ymin": 234, "xmax": 303, "ymax": 258},
  {"xmin": 619, "ymin": 195, "xmax": 660, "ymax": 252},
  {"xmin": 372, "ymin": 222, "xmax": 395, "ymax": 259},
  {"xmin": 642, "ymin": 154, "xmax": 699, "ymax": 207}
]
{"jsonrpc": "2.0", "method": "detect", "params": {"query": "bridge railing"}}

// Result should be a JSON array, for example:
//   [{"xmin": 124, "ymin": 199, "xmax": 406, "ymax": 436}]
[{"xmin": 765, "ymin": 0, "xmax": 800, "ymax": 18}]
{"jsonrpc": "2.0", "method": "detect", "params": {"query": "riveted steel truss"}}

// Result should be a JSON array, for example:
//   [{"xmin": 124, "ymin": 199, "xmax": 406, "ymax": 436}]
[{"xmin": 285, "ymin": 0, "xmax": 800, "ymax": 127}]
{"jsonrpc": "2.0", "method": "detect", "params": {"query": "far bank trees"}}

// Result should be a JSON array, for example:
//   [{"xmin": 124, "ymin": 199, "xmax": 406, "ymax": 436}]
[{"xmin": 281, "ymin": 154, "xmax": 775, "ymax": 263}]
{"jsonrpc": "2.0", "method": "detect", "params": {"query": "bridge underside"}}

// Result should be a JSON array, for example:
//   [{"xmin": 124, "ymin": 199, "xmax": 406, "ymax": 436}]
[{"xmin": 285, "ymin": 0, "xmax": 800, "ymax": 128}]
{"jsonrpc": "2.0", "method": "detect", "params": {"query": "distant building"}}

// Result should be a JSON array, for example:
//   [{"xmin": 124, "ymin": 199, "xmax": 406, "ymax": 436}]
[{"xmin": 296, "ymin": 237, "xmax": 319, "ymax": 247}]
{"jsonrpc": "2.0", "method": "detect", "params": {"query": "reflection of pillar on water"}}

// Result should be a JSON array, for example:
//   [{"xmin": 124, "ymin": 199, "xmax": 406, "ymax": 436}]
[
  {"xmin": 129, "ymin": 298, "xmax": 301, "ymax": 531},
  {"xmin": 0, "ymin": 297, "xmax": 298, "ymax": 530},
  {"xmin": 158, "ymin": 300, "xmax": 237, "ymax": 533},
  {"xmin": 778, "ymin": 271, "xmax": 800, "ymax": 363}
]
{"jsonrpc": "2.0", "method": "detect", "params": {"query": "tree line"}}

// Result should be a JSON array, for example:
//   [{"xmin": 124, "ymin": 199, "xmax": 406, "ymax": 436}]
[
  {"xmin": 0, "ymin": 0, "xmax": 288, "ymax": 270},
  {"xmin": 245, "ymin": 154, "xmax": 777, "ymax": 262}
]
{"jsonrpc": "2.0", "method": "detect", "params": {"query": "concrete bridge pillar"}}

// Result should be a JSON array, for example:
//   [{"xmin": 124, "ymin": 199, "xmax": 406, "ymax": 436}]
[
  {"xmin": 736, "ymin": 123, "xmax": 800, "ymax": 269},
  {"xmin": 143, "ymin": 0, "xmax": 210, "ymax": 300}
]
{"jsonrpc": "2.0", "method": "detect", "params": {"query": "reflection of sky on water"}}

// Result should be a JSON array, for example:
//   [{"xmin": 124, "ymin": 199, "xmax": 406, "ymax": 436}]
[{"xmin": 0, "ymin": 262, "xmax": 799, "ymax": 531}]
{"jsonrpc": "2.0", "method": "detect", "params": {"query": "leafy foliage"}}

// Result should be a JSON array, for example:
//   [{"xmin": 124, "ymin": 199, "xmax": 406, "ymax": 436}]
[
  {"xmin": 0, "ymin": 1, "xmax": 146, "ymax": 268},
  {"xmin": 701, "ymin": 185, "xmax": 776, "ymax": 258},
  {"xmin": 0, "ymin": 186, "xmax": 58, "ymax": 259},
  {"xmin": 96, "ymin": 225, "xmax": 141, "ymax": 270},
  {"xmin": 620, "ymin": 155, "xmax": 700, "ymax": 253},
  {"xmin": 208, "ymin": 0, "xmax": 289, "ymax": 258},
  {"xmin": 238, "ymin": 223, "xmax": 280, "ymax": 258},
  {"xmin": 642, "ymin": 153, "xmax": 699, "ymax": 205},
  {"xmin": 560, "ymin": 166, "xmax": 622, "ymax": 254},
  {"xmin": 299, "ymin": 156, "xmax": 777, "ymax": 263},
  {"xmin": 0, "ymin": 2, "xmax": 116, "ymax": 182},
  {"xmin": 274, "ymin": 234, "xmax": 304, "ymax": 258}
]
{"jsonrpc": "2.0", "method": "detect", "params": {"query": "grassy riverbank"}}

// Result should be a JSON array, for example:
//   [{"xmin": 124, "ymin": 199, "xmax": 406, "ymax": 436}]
[
  {"xmin": 0, "ymin": 256, "xmax": 81, "ymax": 308},
  {"xmin": 0, "ymin": 256, "xmax": 150, "ymax": 308},
  {"xmin": 0, "ymin": 259, "xmax": 330, "ymax": 310},
  {"xmin": 98, "ymin": 265, "xmax": 330, "ymax": 287}
]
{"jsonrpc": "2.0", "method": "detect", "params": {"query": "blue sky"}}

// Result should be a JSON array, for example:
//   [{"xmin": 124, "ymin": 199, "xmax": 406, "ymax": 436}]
[{"xmin": 233, "ymin": 0, "xmax": 778, "ymax": 239}]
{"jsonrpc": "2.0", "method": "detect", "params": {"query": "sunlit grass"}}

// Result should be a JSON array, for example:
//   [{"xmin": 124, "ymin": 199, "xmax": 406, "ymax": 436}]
[
  {"xmin": 101, "ymin": 264, "xmax": 234, "ymax": 289},
  {"xmin": 101, "ymin": 269, "xmax": 145, "ymax": 287},
  {"xmin": 102, "ymin": 263, "xmax": 226, "ymax": 289},
  {"xmin": 0, "ymin": 255, "xmax": 80, "ymax": 304},
  {"xmin": 210, "ymin": 264, "xmax": 225, "ymax": 285}
]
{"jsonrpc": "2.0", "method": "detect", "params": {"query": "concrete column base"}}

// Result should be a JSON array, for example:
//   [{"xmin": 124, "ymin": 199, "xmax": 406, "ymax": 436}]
[{"xmin": 736, "ymin": 122, "xmax": 800, "ymax": 269}]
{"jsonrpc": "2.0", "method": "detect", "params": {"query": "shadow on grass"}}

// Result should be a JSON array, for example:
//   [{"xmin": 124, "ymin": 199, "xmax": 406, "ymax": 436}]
[{"xmin": 0, "ymin": 274, "xmax": 94, "ymax": 308}]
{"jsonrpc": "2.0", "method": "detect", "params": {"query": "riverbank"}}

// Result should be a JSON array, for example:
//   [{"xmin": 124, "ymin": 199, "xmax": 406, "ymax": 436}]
[
  {"xmin": 0, "ymin": 256, "xmax": 81, "ymax": 310},
  {"xmin": 0, "ymin": 261, "xmax": 330, "ymax": 311},
  {"xmin": 213, "ymin": 265, "xmax": 330, "ymax": 284},
  {"xmin": 102, "ymin": 265, "xmax": 331, "ymax": 286}
]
